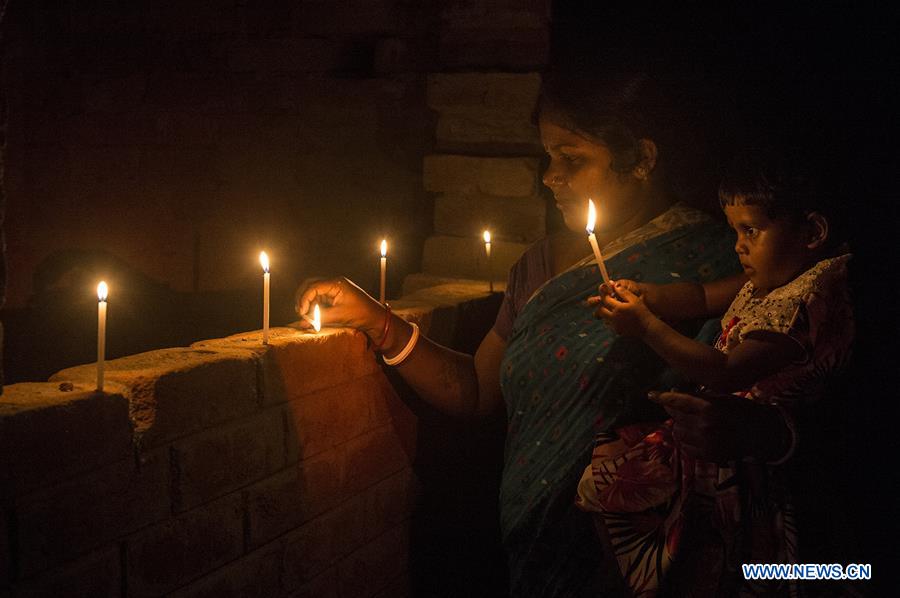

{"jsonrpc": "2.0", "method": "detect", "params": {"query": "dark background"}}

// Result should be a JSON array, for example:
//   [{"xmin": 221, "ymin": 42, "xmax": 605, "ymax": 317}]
[{"xmin": 2, "ymin": 1, "xmax": 897, "ymax": 594}]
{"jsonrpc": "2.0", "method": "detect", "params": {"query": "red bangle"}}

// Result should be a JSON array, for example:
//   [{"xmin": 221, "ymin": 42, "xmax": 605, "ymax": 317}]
[{"xmin": 372, "ymin": 303, "xmax": 392, "ymax": 351}]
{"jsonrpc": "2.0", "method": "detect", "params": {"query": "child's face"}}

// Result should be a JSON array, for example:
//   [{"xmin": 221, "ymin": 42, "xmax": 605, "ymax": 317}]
[{"xmin": 724, "ymin": 204, "xmax": 814, "ymax": 294}]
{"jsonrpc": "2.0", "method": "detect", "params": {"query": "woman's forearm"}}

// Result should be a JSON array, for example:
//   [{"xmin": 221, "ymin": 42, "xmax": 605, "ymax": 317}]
[{"xmin": 378, "ymin": 316, "xmax": 488, "ymax": 419}]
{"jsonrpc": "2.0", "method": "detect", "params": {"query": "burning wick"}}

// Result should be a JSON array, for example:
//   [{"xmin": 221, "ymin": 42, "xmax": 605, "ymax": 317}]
[
  {"xmin": 380, "ymin": 239, "xmax": 387, "ymax": 304},
  {"xmin": 586, "ymin": 199, "xmax": 612, "ymax": 285},
  {"xmin": 97, "ymin": 281, "xmax": 108, "ymax": 391},
  {"xmin": 483, "ymin": 230, "xmax": 493, "ymax": 293},
  {"xmin": 260, "ymin": 252, "xmax": 270, "ymax": 344}
]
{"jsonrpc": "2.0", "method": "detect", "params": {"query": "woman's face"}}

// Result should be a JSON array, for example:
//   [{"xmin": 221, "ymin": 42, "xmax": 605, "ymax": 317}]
[{"xmin": 539, "ymin": 116, "xmax": 644, "ymax": 235}]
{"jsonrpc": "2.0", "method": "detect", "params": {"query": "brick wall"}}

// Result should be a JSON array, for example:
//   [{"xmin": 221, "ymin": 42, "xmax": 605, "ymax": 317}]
[{"xmin": 0, "ymin": 284, "xmax": 501, "ymax": 597}]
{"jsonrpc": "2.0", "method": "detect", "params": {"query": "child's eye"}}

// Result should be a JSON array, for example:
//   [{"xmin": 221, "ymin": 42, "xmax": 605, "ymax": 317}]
[{"xmin": 743, "ymin": 226, "xmax": 759, "ymax": 237}]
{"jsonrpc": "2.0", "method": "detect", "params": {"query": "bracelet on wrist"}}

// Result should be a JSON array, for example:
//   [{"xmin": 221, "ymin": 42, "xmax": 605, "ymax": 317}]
[
  {"xmin": 383, "ymin": 322, "xmax": 419, "ymax": 367},
  {"xmin": 371, "ymin": 303, "xmax": 392, "ymax": 351}
]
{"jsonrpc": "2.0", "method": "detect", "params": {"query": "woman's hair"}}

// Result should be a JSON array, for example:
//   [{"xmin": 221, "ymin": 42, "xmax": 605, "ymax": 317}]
[{"xmin": 538, "ymin": 69, "xmax": 668, "ymax": 174}]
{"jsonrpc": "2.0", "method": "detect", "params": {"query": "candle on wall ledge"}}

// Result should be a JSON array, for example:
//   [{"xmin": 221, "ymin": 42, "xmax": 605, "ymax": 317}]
[
  {"xmin": 483, "ymin": 230, "xmax": 493, "ymax": 293},
  {"xmin": 586, "ymin": 199, "xmax": 612, "ymax": 285},
  {"xmin": 97, "ymin": 281, "xmax": 108, "ymax": 391},
  {"xmin": 260, "ymin": 251, "xmax": 270, "ymax": 344},
  {"xmin": 380, "ymin": 239, "xmax": 387, "ymax": 304}
]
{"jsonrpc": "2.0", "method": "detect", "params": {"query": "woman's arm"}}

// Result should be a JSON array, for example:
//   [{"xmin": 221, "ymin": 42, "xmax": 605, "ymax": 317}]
[{"xmin": 297, "ymin": 277, "xmax": 506, "ymax": 419}]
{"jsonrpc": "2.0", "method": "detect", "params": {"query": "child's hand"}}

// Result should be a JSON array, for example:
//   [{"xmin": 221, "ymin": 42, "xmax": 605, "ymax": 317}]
[{"xmin": 590, "ymin": 284, "xmax": 656, "ymax": 337}]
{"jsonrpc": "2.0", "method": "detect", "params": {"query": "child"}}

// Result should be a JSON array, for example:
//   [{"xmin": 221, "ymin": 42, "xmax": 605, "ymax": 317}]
[{"xmin": 576, "ymin": 151, "xmax": 854, "ymax": 596}]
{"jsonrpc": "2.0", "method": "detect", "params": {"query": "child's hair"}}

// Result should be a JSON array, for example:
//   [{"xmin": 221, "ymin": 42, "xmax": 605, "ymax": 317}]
[
  {"xmin": 719, "ymin": 148, "xmax": 846, "ymax": 250},
  {"xmin": 719, "ymin": 149, "xmax": 821, "ymax": 220}
]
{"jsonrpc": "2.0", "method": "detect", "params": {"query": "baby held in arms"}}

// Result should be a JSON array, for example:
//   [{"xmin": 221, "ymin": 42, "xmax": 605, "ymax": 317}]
[{"xmin": 576, "ymin": 150, "xmax": 854, "ymax": 596}]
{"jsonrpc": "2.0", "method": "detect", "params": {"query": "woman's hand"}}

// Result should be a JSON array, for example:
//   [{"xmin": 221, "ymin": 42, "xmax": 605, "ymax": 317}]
[
  {"xmin": 589, "ymin": 284, "xmax": 657, "ymax": 337},
  {"xmin": 295, "ymin": 277, "xmax": 387, "ymax": 342},
  {"xmin": 649, "ymin": 390, "xmax": 791, "ymax": 463}
]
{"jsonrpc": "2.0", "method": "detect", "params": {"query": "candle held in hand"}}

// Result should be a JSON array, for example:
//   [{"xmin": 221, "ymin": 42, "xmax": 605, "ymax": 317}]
[
  {"xmin": 260, "ymin": 252, "xmax": 270, "ymax": 344},
  {"xmin": 97, "ymin": 281, "xmax": 108, "ymax": 391},
  {"xmin": 586, "ymin": 199, "xmax": 612, "ymax": 285}
]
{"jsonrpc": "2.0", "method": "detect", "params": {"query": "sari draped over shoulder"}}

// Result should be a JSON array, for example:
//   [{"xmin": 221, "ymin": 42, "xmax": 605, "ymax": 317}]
[{"xmin": 498, "ymin": 205, "xmax": 740, "ymax": 597}]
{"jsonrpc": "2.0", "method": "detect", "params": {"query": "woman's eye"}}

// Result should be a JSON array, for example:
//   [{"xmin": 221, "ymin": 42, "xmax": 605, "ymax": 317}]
[{"xmin": 560, "ymin": 154, "xmax": 580, "ymax": 165}]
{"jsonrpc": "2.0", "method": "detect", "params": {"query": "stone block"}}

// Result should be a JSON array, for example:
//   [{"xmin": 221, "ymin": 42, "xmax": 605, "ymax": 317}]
[
  {"xmin": 0, "ymin": 513, "xmax": 8, "ymax": 587},
  {"xmin": 0, "ymin": 382, "xmax": 132, "ymax": 499},
  {"xmin": 246, "ymin": 451, "xmax": 345, "ymax": 549},
  {"xmin": 423, "ymin": 155, "xmax": 538, "ymax": 197},
  {"xmin": 292, "ymin": 1, "xmax": 403, "ymax": 36},
  {"xmin": 342, "ymin": 419, "xmax": 416, "ymax": 496},
  {"xmin": 427, "ymin": 72, "xmax": 541, "ymax": 116},
  {"xmin": 193, "ymin": 328, "xmax": 380, "ymax": 407},
  {"xmin": 373, "ymin": 571, "xmax": 412, "ymax": 598},
  {"xmin": 171, "ymin": 407, "xmax": 286, "ymax": 512},
  {"xmin": 227, "ymin": 38, "xmax": 347, "ymax": 73},
  {"xmin": 283, "ymin": 372, "xmax": 407, "ymax": 462},
  {"xmin": 400, "ymin": 274, "xmax": 506, "ymax": 297},
  {"xmin": 435, "ymin": 114, "xmax": 542, "ymax": 154},
  {"xmin": 434, "ymin": 192, "xmax": 546, "ymax": 243},
  {"xmin": 285, "ymin": 567, "xmax": 337, "ymax": 598},
  {"xmin": 363, "ymin": 468, "xmax": 420, "ymax": 541},
  {"xmin": 15, "ymin": 449, "xmax": 169, "ymax": 577},
  {"xmin": 421, "ymin": 234, "xmax": 528, "ymax": 280},
  {"xmin": 335, "ymin": 523, "xmax": 410, "ymax": 598},
  {"xmin": 125, "ymin": 493, "xmax": 244, "ymax": 598},
  {"xmin": 167, "ymin": 540, "xmax": 284, "ymax": 598},
  {"xmin": 440, "ymin": 26, "xmax": 549, "ymax": 70},
  {"xmin": 51, "ymin": 347, "xmax": 260, "ymax": 448},
  {"xmin": 11, "ymin": 545, "xmax": 121, "ymax": 598}
]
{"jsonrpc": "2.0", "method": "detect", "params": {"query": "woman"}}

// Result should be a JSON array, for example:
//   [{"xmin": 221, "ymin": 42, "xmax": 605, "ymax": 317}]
[{"xmin": 296, "ymin": 71, "xmax": 740, "ymax": 596}]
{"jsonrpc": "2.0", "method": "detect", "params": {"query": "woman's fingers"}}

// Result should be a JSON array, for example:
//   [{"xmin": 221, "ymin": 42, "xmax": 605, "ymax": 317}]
[{"xmin": 649, "ymin": 391, "xmax": 709, "ymax": 415}]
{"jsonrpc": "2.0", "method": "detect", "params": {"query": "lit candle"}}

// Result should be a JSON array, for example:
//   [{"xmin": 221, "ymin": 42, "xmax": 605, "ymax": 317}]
[
  {"xmin": 301, "ymin": 304, "xmax": 322, "ymax": 332},
  {"xmin": 483, "ymin": 230, "xmax": 493, "ymax": 292},
  {"xmin": 97, "ymin": 281, "xmax": 108, "ymax": 391},
  {"xmin": 586, "ymin": 199, "xmax": 612, "ymax": 285},
  {"xmin": 380, "ymin": 239, "xmax": 387, "ymax": 304},
  {"xmin": 260, "ymin": 251, "xmax": 270, "ymax": 344}
]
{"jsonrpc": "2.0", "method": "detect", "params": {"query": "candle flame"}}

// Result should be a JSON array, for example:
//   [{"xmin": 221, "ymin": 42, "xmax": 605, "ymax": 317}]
[
  {"xmin": 586, "ymin": 199, "xmax": 597, "ymax": 234},
  {"xmin": 380, "ymin": 239, "xmax": 387, "ymax": 257},
  {"xmin": 312, "ymin": 304, "xmax": 322, "ymax": 332},
  {"xmin": 97, "ymin": 281, "xmax": 108, "ymax": 302},
  {"xmin": 483, "ymin": 230, "xmax": 491, "ymax": 244},
  {"xmin": 259, "ymin": 251, "xmax": 270, "ymax": 273}
]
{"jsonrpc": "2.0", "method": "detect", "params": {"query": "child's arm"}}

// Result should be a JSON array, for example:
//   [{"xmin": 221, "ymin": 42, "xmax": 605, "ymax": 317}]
[
  {"xmin": 592, "ymin": 274, "xmax": 746, "ymax": 320},
  {"xmin": 598, "ymin": 286, "xmax": 803, "ymax": 392}
]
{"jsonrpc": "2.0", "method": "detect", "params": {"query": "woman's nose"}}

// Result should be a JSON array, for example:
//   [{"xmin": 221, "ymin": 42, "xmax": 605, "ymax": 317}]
[{"xmin": 542, "ymin": 164, "xmax": 564, "ymax": 188}]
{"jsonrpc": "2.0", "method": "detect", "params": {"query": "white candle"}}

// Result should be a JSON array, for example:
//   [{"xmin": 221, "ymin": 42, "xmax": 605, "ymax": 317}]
[
  {"xmin": 483, "ymin": 230, "xmax": 493, "ymax": 292},
  {"xmin": 260, "ymin": 251, "xmax": 270, "ymax": 344},
  {"xmin": 586, "ymin": 199, "xmax": 612, "ymax": 285},
  {"xmin": 97, "ymin": 281, "xmax": 108, "ymax": 391},
  {"xmin": 380, "ymin": 239, "xmax": 387, "ymax": 304}
]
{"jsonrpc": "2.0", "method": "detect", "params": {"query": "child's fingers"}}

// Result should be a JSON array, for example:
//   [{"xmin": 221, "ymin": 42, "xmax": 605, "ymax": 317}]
[{"xmin": 614, "ymin": 285, "xmax": 639, "ymax": 302}]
